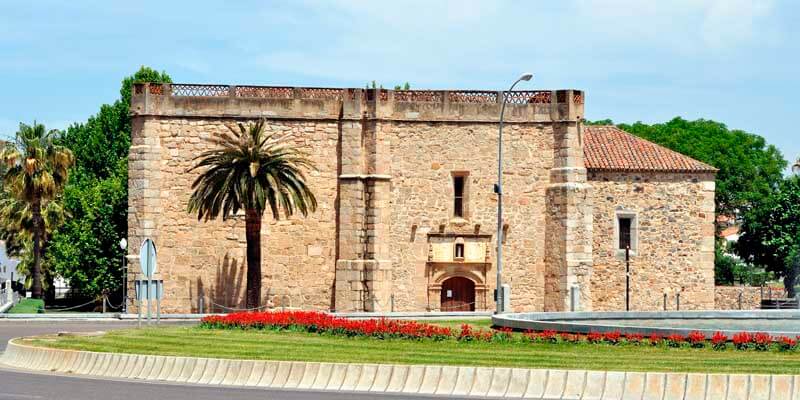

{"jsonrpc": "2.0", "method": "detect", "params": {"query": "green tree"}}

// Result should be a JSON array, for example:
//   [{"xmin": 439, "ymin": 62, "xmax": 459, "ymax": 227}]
[
  {"xmin": 366, "ymin": 81, "xmax": 411, "ymax": 90},
  {"xmin": 714, "ymin": 244, "xmax": 771, "ymax": 286},
  {"xmin": 48, "ymin": 167, "xmax": 127, "ymax": 296},
  {"xmin": 48, "ymin": 66, "xmax": 171, "ymax": 297},
  {"xmin": 187, "ymin": 120, "xmax": 317, "ymax": 308},
  {"xmin": 585, "ymin": 119, "xmax": 614, "ymax": 126},
  {"xmin": 0, "ymin": 122, "xmax": 74, "ymax": 298},
  {"xmin": 737, "ymin": 177, "xmax": 800, "ymax": 296}
]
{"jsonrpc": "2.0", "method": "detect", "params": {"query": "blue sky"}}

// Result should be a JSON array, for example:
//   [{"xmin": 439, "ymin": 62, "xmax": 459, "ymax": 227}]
[{"xmin": 1, "ymin": 0, "xmax": 798, "ymax": 166}]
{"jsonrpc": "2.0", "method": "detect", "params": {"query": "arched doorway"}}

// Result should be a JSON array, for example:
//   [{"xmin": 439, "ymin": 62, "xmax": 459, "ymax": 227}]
[{"xmin": 440, "ymin": 277, "xmax": 475, "ymax": 311}]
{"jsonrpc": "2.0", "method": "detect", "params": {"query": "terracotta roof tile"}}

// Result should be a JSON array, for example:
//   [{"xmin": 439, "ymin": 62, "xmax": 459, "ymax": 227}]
[{"xmin": 583, "ymin": 125, "xmax": 718, "ymax": 173}]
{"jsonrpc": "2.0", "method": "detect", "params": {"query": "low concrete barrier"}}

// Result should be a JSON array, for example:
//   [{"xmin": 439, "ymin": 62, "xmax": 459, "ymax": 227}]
[
  {"xmin": 1, "ymin": 339, "xmax": 798, "ymax": 399},
  {"xmin": 493, "ymin": 310, "xmax": 800, "ymax": 338}
]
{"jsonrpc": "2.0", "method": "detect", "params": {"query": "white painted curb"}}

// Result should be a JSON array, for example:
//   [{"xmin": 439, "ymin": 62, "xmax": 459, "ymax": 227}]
[{"xmin": 1, "ymin": 339, "xmax": 796, "ymax": 399}]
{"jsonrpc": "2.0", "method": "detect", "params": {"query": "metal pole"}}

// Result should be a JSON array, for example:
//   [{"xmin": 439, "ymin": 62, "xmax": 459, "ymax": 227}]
[
  {"xmin": 495, "ymin": 75, "xmax": 530, "ymax": 314},
  {"xmin": 570, "ymin": 286, "xmax": 577, "ymax": 312},
  {"xmin": 157, "ymin": 283, "xmax": 161, "ymax": 325},
  {"xmin": 625, "ymin": 245, "xmax": 630, "ymax": 311},
  {"xmin": 146, "ymin": 279, "xmax": 151, "ymax": 326},
  {"xmin": 122, "ymin": 254, "xmax": 127, "ymax": 314}
]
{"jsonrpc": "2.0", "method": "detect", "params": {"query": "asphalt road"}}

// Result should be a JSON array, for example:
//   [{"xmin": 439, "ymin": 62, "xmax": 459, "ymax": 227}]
[{"xmin": 0, "ymin": 320, "xmax": 440, "ymax": 400}]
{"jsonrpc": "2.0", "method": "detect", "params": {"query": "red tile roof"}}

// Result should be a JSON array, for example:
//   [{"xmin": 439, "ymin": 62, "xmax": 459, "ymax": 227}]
[
  {"xmin": 584, "ymin": 125, "xmax": 718, "ymax": 173},
  {"xmin": 720, "ymin": 225, "xmax": 740, "ymax": 238}
]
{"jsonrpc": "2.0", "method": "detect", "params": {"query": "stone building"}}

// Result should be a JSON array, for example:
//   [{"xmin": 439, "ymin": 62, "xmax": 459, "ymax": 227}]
[{"xmin": 127, "ymin": 83, "xmax": 716, "ymax": 313}]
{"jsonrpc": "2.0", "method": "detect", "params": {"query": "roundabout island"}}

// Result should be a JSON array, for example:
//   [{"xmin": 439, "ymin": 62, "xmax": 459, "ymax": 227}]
[{"xmin": 493, "ymin": 310, "xmax": 800, "ymax": 338}]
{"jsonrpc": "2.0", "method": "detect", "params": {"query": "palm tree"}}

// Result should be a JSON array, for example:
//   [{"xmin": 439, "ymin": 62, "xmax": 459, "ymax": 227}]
[
  {"xmin": 0, "ymin": 195, "xmax": 68, "ymax": 290},
  {"xmin": 187, "ymin": 120, "xmax": 317, "ymax": 309},
  {"xmin": 1, "ymin": 122, "xmax": 73, "ymax": 299}
]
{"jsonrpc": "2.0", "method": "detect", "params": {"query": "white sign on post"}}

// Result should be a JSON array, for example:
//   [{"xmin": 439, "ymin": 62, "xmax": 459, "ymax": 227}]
[{"xmin": 139, "ymin": 238, "xmax": 157, "ymax": 277}]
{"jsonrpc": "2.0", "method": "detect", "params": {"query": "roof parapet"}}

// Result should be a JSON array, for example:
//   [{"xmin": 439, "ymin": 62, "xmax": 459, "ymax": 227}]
[{"xmin": 131, "ymin": 83, "xmax": 584, "ymax": 123}]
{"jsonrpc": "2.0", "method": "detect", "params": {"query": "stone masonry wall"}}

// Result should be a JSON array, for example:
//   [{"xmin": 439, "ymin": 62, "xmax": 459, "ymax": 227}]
[
  {"xmin": 128, "ymin": 117, "xmax": 339, "ymax": 313},
  {"xmin": 588, "ymin": 171, "xmax": 716, "ymax": 311},
  {"xmin": 714, "ymin": 285, "xmax": 788, "ymax": 310},
  {"xmin": 385, "ymin": 121, "xmax": 554, "ymax": 312}
]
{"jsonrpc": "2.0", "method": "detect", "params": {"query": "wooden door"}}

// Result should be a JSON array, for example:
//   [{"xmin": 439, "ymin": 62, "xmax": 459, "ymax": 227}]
[{"xmin": 440, "ymin": 277, "xmax": 475, "ymax": 312}]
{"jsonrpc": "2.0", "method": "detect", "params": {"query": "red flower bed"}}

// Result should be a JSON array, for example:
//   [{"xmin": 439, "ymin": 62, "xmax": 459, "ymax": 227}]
[
  {"xmin": 586, "ymin": 331, "xmax": 603, "ymax": 343},
  {"xmin": 687, "ymin": 331, "xmax": 705, "ymax": 348},
  {"xmin": 625, "ymin": 333, "xmax": 644, "ymax": 344},
  {"xmin": 733, "ymin": 332, "xmax": 753, "ymax": 350},
  {"xmin": 200, "ymin": 311, "xmax": 794, "ymax": 352},
  {"xmin": 201, "ymin": 311, "xmax": 454, "ymax": 341},
  {"xmin": 754, "ymin": 332, "xmax": 772, "ymax": 351},
  {"xmin": 777, "ymin": 336, "xmax": 797, "ymax": 351},
  {"xmin": 711, "ymin": 331, "xmax": 728, "ymax": 350}
]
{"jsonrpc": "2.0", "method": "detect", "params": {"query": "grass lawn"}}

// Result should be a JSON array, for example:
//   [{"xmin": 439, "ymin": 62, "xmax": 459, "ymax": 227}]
[
  {"xmin": 28, "ymin": 324, "xmax": 800, "ymax": 375},
  {"xmin": 8, "ymin": 298, "xmax": 44, "ymax": 314}
]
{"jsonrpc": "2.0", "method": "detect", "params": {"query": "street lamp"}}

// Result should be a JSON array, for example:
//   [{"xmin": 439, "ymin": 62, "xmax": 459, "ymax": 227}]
[
  {"xmin": 119, "ymin": 238, "xmax": 128, "ymax": 313},
  {"xmin": 495, "ymin": 72, "xmax": 533, "ymax": 314}
]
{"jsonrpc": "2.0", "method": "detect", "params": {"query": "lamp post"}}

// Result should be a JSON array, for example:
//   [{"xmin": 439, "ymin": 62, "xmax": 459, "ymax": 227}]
[
  {"xmin": 495, "ymin": 73, "xmax": 533, "ymax": 314},
  {"xmin": 119, "ymin": 238, "xmax": 128, "ymax": 313}
]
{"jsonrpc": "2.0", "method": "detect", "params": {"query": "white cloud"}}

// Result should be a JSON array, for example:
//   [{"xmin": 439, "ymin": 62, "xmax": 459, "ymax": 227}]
[
  {"xmin": 571, "ymin": 0, "xmax": 777, "ymax": 52},
  {"xmin": 701, "ymin": 0, "xmax": 775, "ymax": 49}
]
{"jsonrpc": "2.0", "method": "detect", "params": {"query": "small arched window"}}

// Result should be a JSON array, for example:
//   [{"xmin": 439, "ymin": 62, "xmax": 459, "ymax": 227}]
[{"xmin": 454, "ymin": 237, "xmax": 465, "ymax": 260}]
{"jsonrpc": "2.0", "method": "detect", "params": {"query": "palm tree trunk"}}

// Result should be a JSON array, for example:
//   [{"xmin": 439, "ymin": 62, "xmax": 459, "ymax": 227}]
[
  {"xmin": 31, "ymin": 199, "xmax": 43, "ymax": 299},
  {"xmin": 785, "ymin": 263, "xmax": 798, "ymax": 299},
  {"xmin": 244, "ymin": 208, "xmax": 262, "ymax": 309}
]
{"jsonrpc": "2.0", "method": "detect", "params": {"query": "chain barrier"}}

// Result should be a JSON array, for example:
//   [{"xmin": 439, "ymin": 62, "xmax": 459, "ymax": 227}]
[
  {"xmin": 47, "ymin": 298, "xmax": 100, "ymax": 312},
  {"xmin": 103, "ymin": 296, "xmax": 125, "ymax": 310}
]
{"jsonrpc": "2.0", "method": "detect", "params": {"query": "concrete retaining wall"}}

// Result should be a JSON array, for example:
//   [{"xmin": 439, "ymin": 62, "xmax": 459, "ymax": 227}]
[{"xmin": 2, "ymin": 339, "xmax": 797, "ymax": 399}]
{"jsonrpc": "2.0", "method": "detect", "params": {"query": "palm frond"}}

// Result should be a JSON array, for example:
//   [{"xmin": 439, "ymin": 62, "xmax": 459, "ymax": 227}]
[{"xmin": 187, "ymin": 119, "xmax": 318, "ymax": 221}]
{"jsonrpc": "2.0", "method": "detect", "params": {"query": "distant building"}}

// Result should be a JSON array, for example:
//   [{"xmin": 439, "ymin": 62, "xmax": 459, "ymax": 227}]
[{"xmin": 0, "ymin": 240, "xmax": 22, "ymax": 284}]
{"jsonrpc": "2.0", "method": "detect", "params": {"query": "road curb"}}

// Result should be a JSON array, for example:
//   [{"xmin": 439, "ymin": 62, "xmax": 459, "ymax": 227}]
[{"xmin": 1, "ymin": 339, "xmax": 796, "ymax": 399}]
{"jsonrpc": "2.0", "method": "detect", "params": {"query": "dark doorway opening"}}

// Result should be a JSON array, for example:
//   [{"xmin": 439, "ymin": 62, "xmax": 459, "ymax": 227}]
[{"xmin": 440, "ymin": 276, "xmax": 475, "ymax": 312}]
